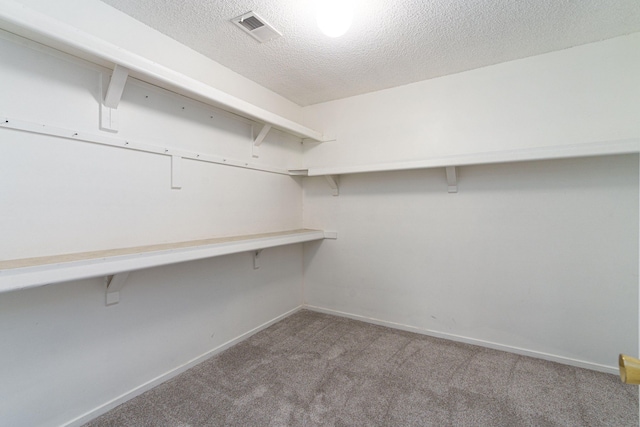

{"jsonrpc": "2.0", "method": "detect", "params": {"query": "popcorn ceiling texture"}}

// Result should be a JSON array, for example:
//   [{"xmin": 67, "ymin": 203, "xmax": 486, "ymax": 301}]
[{"xmin": 99, "ymin": 0, "xmax": 640, "ymax": 106}]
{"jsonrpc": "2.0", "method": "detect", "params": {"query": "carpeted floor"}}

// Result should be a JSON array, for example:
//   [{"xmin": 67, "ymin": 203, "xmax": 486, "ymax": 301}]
[{"xmin": 85, "ymin": 310, "xmax": 638, "ymax": 426}]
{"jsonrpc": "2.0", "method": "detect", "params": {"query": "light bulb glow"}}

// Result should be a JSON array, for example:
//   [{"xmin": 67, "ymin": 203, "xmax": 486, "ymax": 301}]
[{"xmin": 315, "ymin": 0, "xmax": 356, "ymax": 38}]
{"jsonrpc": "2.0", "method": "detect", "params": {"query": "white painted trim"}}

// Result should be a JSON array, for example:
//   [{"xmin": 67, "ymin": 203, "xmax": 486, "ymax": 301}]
[
  {"xmin": 306, "ymin": 139, "xmax": 640, "ymax": 176},
  {"xmin": 304, "ymin": 305, "xmax": 618, "ymax": 375},
  {"xmin": 0, "ymin": 116, "xmax": 292, "ymax": 176},
  {"xmin": 62, "ymin": 306, "xmax": 303, "ymax": 427},
  {"xmin": 171, "ymin": 156, "xmax": 182, "ymax": 189},
  {"xmin": 57, "ymin": 302, "xmax": 621, "ymax": 426},
  {"xmin": 0, "ymin": 1, "xmax": 326, "ymax": 142}
]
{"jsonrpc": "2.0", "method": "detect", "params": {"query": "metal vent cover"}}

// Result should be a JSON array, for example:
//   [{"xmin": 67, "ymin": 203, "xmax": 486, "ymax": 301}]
[
  {"xmin": 238, "ymin": 16, "xmax": 264, "ymax": 31},
  {"xmin": 232, "ymin": 11, "xmax": 282, "ymax": 43}
]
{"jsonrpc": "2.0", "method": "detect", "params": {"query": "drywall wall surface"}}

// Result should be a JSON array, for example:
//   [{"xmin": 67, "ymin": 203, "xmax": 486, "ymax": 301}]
[
  {"xmin": 0, "ymin": 246, "xmax": 303, "ymax": 427},
  {"xmin": 3, "ymin": 0, "xmax": 304, "ymax": 122},
  {"xmin": 301, "ymin": 33, "xmax": 640, "ymax": 169},
  {"xmin": 0, "ymin": 35, "xmax": 304, "ymax": 426},
  {"xmin": 303, "ymin": 154, "xmax": 639, "ymax": 371},
  {"xmin": 0, "ymin": 34, "xmax": 303, "ymax": 259}
]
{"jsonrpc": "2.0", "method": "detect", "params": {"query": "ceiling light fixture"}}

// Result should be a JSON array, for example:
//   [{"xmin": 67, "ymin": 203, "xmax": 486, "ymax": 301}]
[{"xmin": 315, "ymin": 0, "xmax": 357, "ymax": 38}]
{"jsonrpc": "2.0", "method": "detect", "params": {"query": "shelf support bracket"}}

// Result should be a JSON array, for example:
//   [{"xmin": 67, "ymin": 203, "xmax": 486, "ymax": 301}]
[
  {"xmin": 104, "ymin": 65, "xmax": 129, "ymax": 108},
  {"xmin": 105, "ymin": 271, "xmax": 130, "ymax": 306},
  {"xmin": 324, "ymin": 175, "xmax": 340, "ymax": 196},
  {"xmin": 253, "ymin": 249, "xmax": 263, "ymax": 269},
  {"xmin": 252, "ymin": 124, "xmax": 272, "ymax": 158},
  {"xmin": 445, "ymin": 166, "xmax": 458, "ymax": 193},
  {"xmin": 100, "ymin": 65, "xmax": 129, "ymax": 133},
  {"xmin": 323, "ymin": 231, "xmax": 338, "ymax": 240}
]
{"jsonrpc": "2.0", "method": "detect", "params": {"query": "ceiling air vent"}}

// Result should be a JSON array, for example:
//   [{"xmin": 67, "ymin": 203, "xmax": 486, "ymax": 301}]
[{"xmin": 232, "ymin": 11, "xmax": 282, "ymax": 43}]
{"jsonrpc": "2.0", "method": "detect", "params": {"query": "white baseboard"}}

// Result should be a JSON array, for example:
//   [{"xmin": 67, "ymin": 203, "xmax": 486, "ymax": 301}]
[
  {"xmin": 304, "ymin": 304, "xmax": 618, "ymax": 376},
  {"xmin": 63, "ymin": 306, "xmax": 303, "ymax": 427},
  {"xmin": 64, "ymin": 303, "xmax": 619, "ymax": 426}
]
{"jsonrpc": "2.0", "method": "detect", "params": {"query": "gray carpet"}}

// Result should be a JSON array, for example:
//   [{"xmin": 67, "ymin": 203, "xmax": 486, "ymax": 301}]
[{"xmin": 85, "ymin": 310, "xmax": 638, "ymax": 426}]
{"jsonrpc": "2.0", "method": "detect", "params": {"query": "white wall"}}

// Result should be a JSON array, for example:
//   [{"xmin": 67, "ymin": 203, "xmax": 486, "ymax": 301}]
[
  {"xmin": 0, "ymin": 250, "xmax": 303, "ymax": 427},
  {"xmin": 4, "ymin": 0, "xmax": 304, "ymax": 123},
  {"xmin": 0, "ymin": 33, "xmax": 303, "ymax": 258},
  {"xmin": 0, "ymin": 33, "xmax": 304, "ymax": 426},
  {"xmin": 1, "ymin": 6, "xmax": 639, "ymax": 424},
  {"xmin": 302, "ymin": 33, "xmax": 640, "ymax": 168},
  {"xmin": 303, "ymin": 156, "xmax": 638, "ymax": 371},
  {"xmin": 302, "ymin": 34, "xmax": 640, "ymax": 372}
]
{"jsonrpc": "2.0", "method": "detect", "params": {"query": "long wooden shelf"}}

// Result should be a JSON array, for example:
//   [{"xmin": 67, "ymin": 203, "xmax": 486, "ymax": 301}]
[
  {"xmin": 0, "ymin": 229, "xmax": 328, "ymax": 294},
  {"xmin": 0, "ymin": 1, "xmax": 326, "ymax": 142},
  {"xmin": 304, "ymin": 139, "xmax": 640, "ymax": 177}
]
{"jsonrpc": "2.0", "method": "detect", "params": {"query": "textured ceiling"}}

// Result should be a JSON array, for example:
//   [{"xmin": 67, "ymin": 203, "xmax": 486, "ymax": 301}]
[{"xmin": 99, "ymin": 0, "xmax": 640, "ymax": 106}]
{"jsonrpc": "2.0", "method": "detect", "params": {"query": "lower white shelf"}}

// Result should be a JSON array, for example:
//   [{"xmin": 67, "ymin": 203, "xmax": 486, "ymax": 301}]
[{"xmin": 0, "ymin": 229, "xmax": 329, "ymax": 294}]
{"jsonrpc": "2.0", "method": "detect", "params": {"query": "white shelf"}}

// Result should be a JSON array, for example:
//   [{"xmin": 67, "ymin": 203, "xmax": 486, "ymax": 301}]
[
  {"xmin": 0, "ymin": 229, "xmax": 329, "ymax": 294},
  {"xmin": 0, "ymin": 1, "xmax": 326, "ymax": 142},
  {"xmin": 304, "ymin": 139, "xmax": 640, "ymax": 177}
]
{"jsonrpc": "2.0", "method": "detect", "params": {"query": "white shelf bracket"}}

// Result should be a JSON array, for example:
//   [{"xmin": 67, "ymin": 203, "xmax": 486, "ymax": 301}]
[
  {"xmin": 105, "ymin": 271, "xmax": 130, "ymax": 306},
  {"xmin": 323, "ymin": 231, "xmax": 338, "ymax": 240},
  {"xmin": 253, "ymin": 249, "xmax": 263, "ymax": 269},
  {"xmin": 171, "ymin": 155, "xmax": 182, "ymax": 189},
  {"xmin": 252, "ymin": 124, "xmax": 272, "ymax": 158},
  {"xmin": 445, "ymin": 166, "xmax": 458, "ymax": 193},
  {"xmin": 104, "ymin": 65, "xmax": 129, "ymax": 108},
  {"xmin": 324, "ymin": 175, "xmax": 340, "ymax": 196},
  {"xmin": 100, "ymin": 65, "xmax": 129, "ymax": 132}
]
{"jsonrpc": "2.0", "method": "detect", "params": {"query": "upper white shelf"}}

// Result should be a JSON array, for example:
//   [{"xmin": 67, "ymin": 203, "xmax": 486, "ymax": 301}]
[
  {"xmin": 0, "ymin": 1, "xmax": 326, "ymax": 142},
  {"xmin": 0, "ymin": 229, "xmax": 329, "ymax": 294},
  {"xmin": 303, "ymin": 139, "xmax": 640, "ymax": 176}
]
